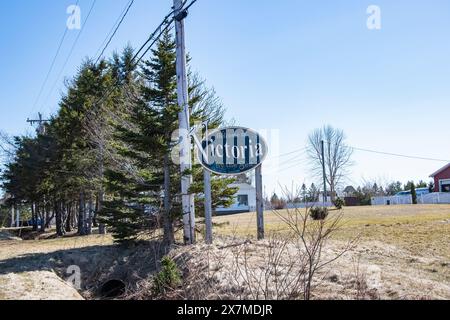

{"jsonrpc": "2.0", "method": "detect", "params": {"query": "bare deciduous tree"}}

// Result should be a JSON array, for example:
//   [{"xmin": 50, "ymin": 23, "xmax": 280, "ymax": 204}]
[
  {"xmin": 0, "ymin": 130, "xmax": 17, "ymax": 165},
  {"xmin": 146, "ymin": 187, "xmax": 358, "ymax": 301},
  {"xmin": 307, "ymin": 125, "xmax": 353, "ymax": 201},
  {"xmin": 272, "ymin": 204, "xmax": 358, "ymax": 299}
]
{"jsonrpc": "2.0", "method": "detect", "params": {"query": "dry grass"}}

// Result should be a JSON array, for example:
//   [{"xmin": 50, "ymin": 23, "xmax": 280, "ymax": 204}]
[
  {"xmin": 211, "ymin": 204, "xmax": 450, "ymax": 299},
  {"xmin": 0, "ymin": 204, "xmax": 449, "ymax": 300},
  {"xmin": 0, "ymin": 232, "xmax": 114, "ymax": 261},
  {"xmin": 213, "ymin": 205, "xmax": 450, "ymax": 257}
]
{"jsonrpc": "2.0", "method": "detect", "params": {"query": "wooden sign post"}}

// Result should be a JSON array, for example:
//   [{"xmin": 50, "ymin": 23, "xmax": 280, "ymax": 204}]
[{"xmin": 256, "ymin": 165, "xmax": 264, "ymax": 240}]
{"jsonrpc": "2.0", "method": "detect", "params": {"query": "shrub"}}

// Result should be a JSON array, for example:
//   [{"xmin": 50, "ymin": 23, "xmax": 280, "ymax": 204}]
[
  {"xmin": 333, "ymin": 197, "xmax": 345, "ymax": 210},
  {"xmin": 273, "ymin": 199, "xmax": 287, "ymax": 210},
  {"xmin": 153, "ymin": 256, "xmax": 182, "ymax": 295},
  {"xmin": 270, "ymin": 193, "xmax": 287, "ymax": 210},
  {"xmin": 310, "ymin": 207, "xmax": 329, "ymax": 220}
]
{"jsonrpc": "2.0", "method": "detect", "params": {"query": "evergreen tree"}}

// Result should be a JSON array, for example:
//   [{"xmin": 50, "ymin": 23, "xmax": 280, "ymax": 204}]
[
  {"xmin": 307, "ymin": 183, "xmax": 319, "ymax": 202},
  {"xmin": 1, "ymin": 33, "xmax": 236, "ymax": 245},
  {"xmin": 97, "ymin": 47, "xmax": 158, "ymax": 244},
  {"xmin": 99, "ymin": 34, "xmax": 236, "ymax": 244},
  {"xmin": 301, "ymin": 184, "xmax": 307, "ymax": 202},
  {"xmin": 428, "ymin": 181, "xmax": 435, "ymax": 193},
  {"xmin": 410, "ymin": 183, "xmax": 417, "ymax": 204}
]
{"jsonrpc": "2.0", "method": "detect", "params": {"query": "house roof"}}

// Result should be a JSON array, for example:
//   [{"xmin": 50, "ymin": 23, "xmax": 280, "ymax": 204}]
[
  {"xmin": 430, "ymin": 163, "xmax": 450, "ymax": 177},
  {"xmin": 344, "ymin": 186, "xmax": 356, "ymax": 193}
]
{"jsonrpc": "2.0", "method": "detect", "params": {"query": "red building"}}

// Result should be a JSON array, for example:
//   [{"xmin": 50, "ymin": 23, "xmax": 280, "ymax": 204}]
[{"xmin": 430, "ymin": 163, "xmax": 450, "ymax": 192}]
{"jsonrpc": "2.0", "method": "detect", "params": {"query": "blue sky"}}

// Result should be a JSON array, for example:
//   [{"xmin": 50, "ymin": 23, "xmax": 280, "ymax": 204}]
[{"xmin": 1, "ymin": 0, "xmax": 450, "ymax": 194}]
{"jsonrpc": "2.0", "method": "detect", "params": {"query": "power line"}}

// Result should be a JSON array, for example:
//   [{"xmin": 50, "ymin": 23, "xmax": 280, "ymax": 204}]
[
  {"xmin": 135, "ymin": 24, "xmax": 175, "ymax": 64},
  {"xmin": 89, "ymin": 0, "xmax": 199, "ymax": 107},
  {"xmin": 31, "ymin": 0, "xmax": 80, "ymax": 114},
  {"xmin": 183, "ymin": 0, "xmax": 198, "ymax": 11},
  {"xmin": 132, "ymin": 0, "xmax": 197, "ymax": 63},
  {"xmin": 269, "ymin": 141, "xmax": 450, "ymax": 176},
  {"xmin": 70, "ymin": 0, "xmax": 199, "ymax": 128},
  {"xmin": 42, "ymin": 0, "xmax": 97, "ymax": 113},
  {"xmin": 132, "ymin": 12, "xmax": 175, "ymax": 63},
  {"xmin": 277, "ymin": 159, "xmax": 306, "ymax": 173},
  {"xmin": 276, "ymin": 151, "xmax": 308, "ymax": 169},
  {"xmin": 274, "ymin": 147, "xmax": 307, "ymax": 159},
  {"xmin": 85, "ymin": 6, "xmax": 183, "ymax": 121},
  {"xmin": 95, "ymin": 0, "xmax": 135, "ymax": 64},
  {"xmin": 281, "ymin": 142, "xmax": 450, "ymax": 164},
  {"xmin": 348, "ymin": 146, "xmax": 450, "ymax": 163}
]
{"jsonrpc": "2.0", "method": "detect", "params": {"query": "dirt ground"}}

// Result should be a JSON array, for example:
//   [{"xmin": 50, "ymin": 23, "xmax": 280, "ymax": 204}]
[
  {"xmin": 0, "ymin": 271, "xmax": 83, "ymax": 300},
  {"xmin": 0, "ymin": 232, "xmax": 114, "ymax": 300},
  {"xmin": 0, "ymin": 204, "xmax": 449, "ymax": 300}
]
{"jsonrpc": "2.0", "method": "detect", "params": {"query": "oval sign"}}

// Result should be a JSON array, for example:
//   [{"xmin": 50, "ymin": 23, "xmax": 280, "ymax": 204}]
[{"xmin": 196, "ymin": 127, "xmax": 268, "ymax": 175}]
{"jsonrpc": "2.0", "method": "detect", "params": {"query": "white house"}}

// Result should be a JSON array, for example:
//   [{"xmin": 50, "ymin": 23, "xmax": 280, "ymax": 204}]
[{"xmin": 216, "ymin": 175, "xmax": 256, "ymax": 215}]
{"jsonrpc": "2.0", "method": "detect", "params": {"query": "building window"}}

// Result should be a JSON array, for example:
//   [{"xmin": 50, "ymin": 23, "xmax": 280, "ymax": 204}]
[
  {"xmin": 237, "ymin": 195, "xmax": 249, "ymax": 206},
  {"xmin": 441, "ymin": 182, "xmax": 450, "ymax": 193}
]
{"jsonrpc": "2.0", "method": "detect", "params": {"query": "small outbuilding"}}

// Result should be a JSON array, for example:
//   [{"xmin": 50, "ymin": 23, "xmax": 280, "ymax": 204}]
[{"xmin": 430, "ymin": 163, "xmax": 450, "ymax": 193}]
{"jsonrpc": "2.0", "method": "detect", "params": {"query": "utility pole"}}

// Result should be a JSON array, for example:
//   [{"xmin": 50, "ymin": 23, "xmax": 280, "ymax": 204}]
[
  {"xmin": 256, "ymin": 165, "xmax": 264, "ymax": 240},
  {"xmin": 174, "ymin": 0, "xmax": 195, "ymax": 245},
  {"xmin": 26, "ymin": 113, "xmax": 50, "ymax": 229},
  {"xmin": 203, "ymin": 123, "xmax": 213, "ymax": 245},
  {"xmin": 321, "ymin": 140, "xmax": 327, "ymax": 204},
  {"xmin": 27, "ymin": 112, "xmax": 50, "ymax": 135}
]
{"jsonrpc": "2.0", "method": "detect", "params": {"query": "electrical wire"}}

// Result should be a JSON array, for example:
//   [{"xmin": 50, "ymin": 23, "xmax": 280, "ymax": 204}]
[
  {"xmin": 349, "ymin": 146, "xmax": 450, "ymax": 163},
  {"xmin": 31, "ymin": 0, "xmax": 80, "ymax": 114},
  {"xmin": 277, "ymin": 159, "xmax": 306, "ymax": 173},
  {"xmin": 132, "ymin": 12, "xmax": 175, "ymax": 63},
  {"xmin": 134, "ymin": 23, "xmax": 174, "ymax": 65},
  {"xmin": 55, "ymin": 0, "xmax": 199, "ymax": 129},
  {"xmin": 95, "ymin": 0, "xmax": 135, "ymax": 64},
  {"xmin": 42, "ymin": 0, "xmax": 97, "ymax": 113},
  {"xmin": 273, "ymin": 147, "xmax": 307, "ymax": 159},
  {"xmin": 183, "ymin": 0, "xmax": 198, "ymax": 12},
  {"xmin": 132, "ymin": 0, "xmax": 198, "ymax": 63},
  {"xmin": 271, "ymin": 141, "xmax": 450, "ymax": 176},
  {"xmin": 92, "ymin": 0, "xmax": 201, "ymax": 109}
]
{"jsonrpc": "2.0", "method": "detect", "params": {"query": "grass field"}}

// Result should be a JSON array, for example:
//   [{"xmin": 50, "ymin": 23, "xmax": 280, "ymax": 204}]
[
  {"xmin": 213, "ymin": 204, "xmax": 450, "ymax": 257},
  {"xmin": 211, "ymin": 204, "xmax": 450, "ymax": 299}
]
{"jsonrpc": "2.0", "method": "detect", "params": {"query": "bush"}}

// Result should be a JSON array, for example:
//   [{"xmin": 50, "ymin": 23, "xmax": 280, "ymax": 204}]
[
  {"xmin": 333, "ymin": 197, "xmax": 345, "ymax": 210},
  {"xmin": 270, "ymin": 193, "xmax": 287, "ymax": 210},
  {"xmin": 310, "ymin": 207, "xmax": 329, "ymax": 220},
  {"xmin": 273, "ymin": 199, "xmax": 287, "ymax": 210},
  {"xmin": 153, "ymin": 256, "xmax": 182, "ymax": 295}
]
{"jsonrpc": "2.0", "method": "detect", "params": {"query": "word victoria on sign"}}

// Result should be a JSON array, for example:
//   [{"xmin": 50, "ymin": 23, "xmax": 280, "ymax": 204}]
[{"xmin": 196, "ymin": 126, "xmax": 268, "ymax": 175}]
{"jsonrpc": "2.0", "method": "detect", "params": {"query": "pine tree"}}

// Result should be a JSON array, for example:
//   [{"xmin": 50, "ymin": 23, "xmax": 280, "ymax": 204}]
[
  {"xmin": 410, "ymin": 183, "xmax": 417, "ymax": 205},
  {"xmin": 99, "ymin": 33, "xmax": 237, "ymax": 244},
  {"xmin": 97, "ymin": 47, "xmax": 157, "ymax": 244},
  {"xmin": 2, "ymin": 32, "xmax": 236, "ymax": 244},
  {"xmin": 301, "ymin": 184, "xmax": 307, "ymax": 202}
]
